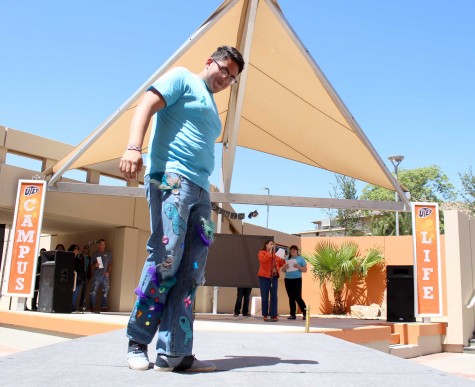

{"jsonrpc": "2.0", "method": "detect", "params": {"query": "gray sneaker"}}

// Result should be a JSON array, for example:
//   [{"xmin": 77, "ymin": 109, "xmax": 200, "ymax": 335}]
[
  {"xmin": 127, "ymin": 340, "xmax": 150, "ymax": 370},
  {"xmin": 154, "ymin": 354, "xmax": 216, "ymax": 372}
]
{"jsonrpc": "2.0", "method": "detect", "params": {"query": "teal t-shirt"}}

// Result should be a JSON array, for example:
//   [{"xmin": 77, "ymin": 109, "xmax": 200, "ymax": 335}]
[
  {"xmin": 145, "ymin": 67, "xmax": 221, "ymax": 191},
  {"xmin": 284, "ymin": 256, "xmax": 307, "ymax": 279}
]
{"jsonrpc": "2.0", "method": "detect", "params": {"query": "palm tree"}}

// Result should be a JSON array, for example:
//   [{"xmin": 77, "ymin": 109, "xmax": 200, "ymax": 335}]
[
  {"xmin": 369, "ymin": 214, "xmax": 394, "ymax": 236},
  {"xmin": 304, "ymin": 240, "xmax": 385, "ymax": 314},
  {"xmin": 369, "ymin": 212, "xmax": 414, "ymax": 236}
]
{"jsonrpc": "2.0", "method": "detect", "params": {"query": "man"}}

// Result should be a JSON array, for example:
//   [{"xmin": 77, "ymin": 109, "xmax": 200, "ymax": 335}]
[
  {"xmin": 89, "ymin": 239, "xmax": 112, "ymax": 313},
  {"xmin": 119, "ymin": 46, "xmax": 244, "ymax": 372},
  {"xmin": 233, "ymin": 287, "xmax": 252, "ymax": 317}
]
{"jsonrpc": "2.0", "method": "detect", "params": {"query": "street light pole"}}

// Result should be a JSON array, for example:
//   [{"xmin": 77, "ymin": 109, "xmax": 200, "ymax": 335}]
[
  {"xmin": 388, "ymin": 155, "xmax": 404, "ymax": 236},
  {"xmin": 263, "ymin": 187, "xmax": 270, "ymax": 228}
]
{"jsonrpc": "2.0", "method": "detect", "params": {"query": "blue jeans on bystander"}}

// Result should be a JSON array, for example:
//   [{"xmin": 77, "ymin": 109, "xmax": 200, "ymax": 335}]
[
  {"xmin": 90, "ymin": 276, "xmax": 109, "ymax": 309},
  {"xmin": 259, "ymin": 276, "xmax": 279, "ymax": 317}
]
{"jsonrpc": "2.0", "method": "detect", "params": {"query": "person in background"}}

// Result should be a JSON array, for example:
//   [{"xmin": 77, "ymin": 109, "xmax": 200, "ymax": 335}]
[
  {"xmin": 79, "ymin": 244, "xmax": 92, "ymax": 311},
  {"xmin": 282, "ymin": 245, "xmax": 307, "ymax": 320},
  {"xmin": 233, "ymin": 287, "xmax": 252, "ymax": 317},
  {"xmin": 257, "ymin": 240, "xmax": 285, "ymax": 322},
  {"xmin": 89, "ymin": 239, "xmax": 112, "ymax": 313},
  {"xmin": 69, "ymin": 244, "xmax": 86, "ymax": 312},
  {"xmin": 55, "ymin": 244, "xmax": 65, "ymax": 251}
]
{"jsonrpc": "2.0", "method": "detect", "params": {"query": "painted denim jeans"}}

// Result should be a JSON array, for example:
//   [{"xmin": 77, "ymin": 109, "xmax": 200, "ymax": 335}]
[{"xmin": 126, "ymin": 173, "xmax": 213, "ymax": 356}]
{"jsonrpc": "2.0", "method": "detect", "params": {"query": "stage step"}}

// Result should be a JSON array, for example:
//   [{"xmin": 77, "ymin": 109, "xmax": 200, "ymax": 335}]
[
  {"xmin": 389, "ymin": 333, "xmax": 400, "ymax": 345},
  {"xmin": 389, "ymin": 344, "xmax": 421, "ymax": 359},
  {"xmin": 463, "ymin": 338, "xmax": 475, "ymax": 353}
]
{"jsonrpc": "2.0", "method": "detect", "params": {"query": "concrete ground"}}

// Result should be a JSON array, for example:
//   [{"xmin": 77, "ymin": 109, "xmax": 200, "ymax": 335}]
[
  {"xmin": 0, "ymin": 312, "xmax": 474, "ymax": 386},
  {"xmin": 409, "ymin": 352, "xmax": 475, "ymax": 382}
]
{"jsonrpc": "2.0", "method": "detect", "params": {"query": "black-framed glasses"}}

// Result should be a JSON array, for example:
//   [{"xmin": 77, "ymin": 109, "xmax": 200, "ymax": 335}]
[{"xmin": 212, "ymin": 58, "xmax": 238, "ymax": 85}]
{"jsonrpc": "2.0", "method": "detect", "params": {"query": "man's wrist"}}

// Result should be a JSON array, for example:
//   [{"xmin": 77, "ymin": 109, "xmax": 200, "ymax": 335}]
[{"xmin": 126, "ymin": 144, "xmax": 142, "ymax": 152}]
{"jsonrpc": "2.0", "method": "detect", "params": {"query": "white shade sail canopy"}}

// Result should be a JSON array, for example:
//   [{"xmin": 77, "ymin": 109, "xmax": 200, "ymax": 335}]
[{"xmin": 44, "ymin": 0, "xmax": 407, "ymax": 206}]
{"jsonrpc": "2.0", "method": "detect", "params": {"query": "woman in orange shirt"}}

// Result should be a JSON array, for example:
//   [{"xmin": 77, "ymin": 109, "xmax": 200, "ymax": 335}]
[{"xmin": 257, "ymin": 239, "xmax": 285, "ymax": 322}]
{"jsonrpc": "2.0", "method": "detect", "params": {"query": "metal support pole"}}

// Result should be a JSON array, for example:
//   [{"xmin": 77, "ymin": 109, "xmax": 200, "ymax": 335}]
[
  {"xmin": 264, "ymin": 187, "xmax": 270, "ymax": 228},
  {"xmin": 395, "ymin": 191, "xmax": 399, "ymax": 236},
  {"xmin": 213, "ymin": 211, "xmax": 223, "ymax": 314},
  {"xmin": 305, "ymin": 305, "xmax": 310, "ymax": 333},
  {"xmin": 212, "ymin": 286, "xmax": 218, "ymax": 314},
  {"xmin": 388, "ymin": 155, "xmax": 404, "ymax": 236}
]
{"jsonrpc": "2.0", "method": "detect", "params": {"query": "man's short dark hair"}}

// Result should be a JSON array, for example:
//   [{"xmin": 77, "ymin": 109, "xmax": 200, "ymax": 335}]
[{"xmin": 211, "ymin": 46, "xmax": 245, "ymax": 74}]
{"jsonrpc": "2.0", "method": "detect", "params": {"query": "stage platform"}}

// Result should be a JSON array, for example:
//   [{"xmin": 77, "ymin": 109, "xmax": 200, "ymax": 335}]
[
  {"xmin": 0, "ymin": 311, "xmax": 473, "ymax": 386},
  {"xmin": 0, "ymin": 310, "xmax": 446, "ymax": 356}
]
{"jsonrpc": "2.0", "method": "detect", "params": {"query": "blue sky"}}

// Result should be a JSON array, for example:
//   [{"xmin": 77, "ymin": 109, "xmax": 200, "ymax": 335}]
[{"xmin": 1, "ymin": 1, "xmax": 474, "ymax": 234}]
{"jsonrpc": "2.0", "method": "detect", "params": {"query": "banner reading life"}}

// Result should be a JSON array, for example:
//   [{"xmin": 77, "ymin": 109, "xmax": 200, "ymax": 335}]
[
  {"xmin": 4, "ymin": 180, "xmax": 46, "ymax": 297},
  {"xmin": 412, "ymin": 202, "xmax": 442, "ymax": 316}
]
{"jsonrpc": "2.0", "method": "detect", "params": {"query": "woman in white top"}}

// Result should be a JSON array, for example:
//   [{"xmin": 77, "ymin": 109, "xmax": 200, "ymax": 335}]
[{"xmin": 281, "ymin": 245, "xmax": 307, "ymax": 320}]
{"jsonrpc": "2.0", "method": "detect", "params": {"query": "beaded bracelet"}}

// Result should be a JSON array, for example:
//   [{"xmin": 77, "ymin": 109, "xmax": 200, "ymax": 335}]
[{"xmin": 126, "ymin": 145, "xmax": 142, "ymax": 152}]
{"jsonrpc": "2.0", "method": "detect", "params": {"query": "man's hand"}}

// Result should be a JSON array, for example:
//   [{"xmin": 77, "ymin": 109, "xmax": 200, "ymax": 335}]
[{"xmin": 119, "ymin": 150, "xmax": 143, "ymax": 181}]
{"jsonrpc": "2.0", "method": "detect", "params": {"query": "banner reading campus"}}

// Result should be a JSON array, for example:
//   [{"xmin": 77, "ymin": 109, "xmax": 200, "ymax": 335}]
[
  {"xmin": 412, "ymin": 202, "xmax": 442, "ymax": 317},
  {"xmin": 3, "ymin": 180, "xmax": 46, "ymax": 297}
]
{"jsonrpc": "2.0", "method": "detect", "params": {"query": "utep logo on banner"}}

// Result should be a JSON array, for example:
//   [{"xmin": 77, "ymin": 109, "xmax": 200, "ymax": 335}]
[
  {"xmin": 3, "ymin": 180, "xmax": 46, "ymax": 297},
  {"xmin": 412, "ymin": 202, "xmax": 442, "ymax": 317}
]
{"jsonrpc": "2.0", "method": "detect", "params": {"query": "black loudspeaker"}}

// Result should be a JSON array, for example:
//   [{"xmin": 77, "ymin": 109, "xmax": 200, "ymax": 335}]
[
  {"xmin": 386, "ymin": 265, "xmax": 416, "ymax": 322},
  {"xmin": 38, "ymin": 251, "xmax": 74, "ymax": 313}
]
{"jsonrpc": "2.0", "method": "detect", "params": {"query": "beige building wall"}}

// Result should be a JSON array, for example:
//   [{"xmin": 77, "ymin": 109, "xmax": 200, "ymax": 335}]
[{"xmin": 443, "ymin": 210, "xmax": 475, "ymax": 351}]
